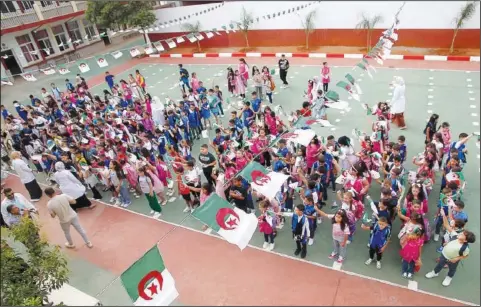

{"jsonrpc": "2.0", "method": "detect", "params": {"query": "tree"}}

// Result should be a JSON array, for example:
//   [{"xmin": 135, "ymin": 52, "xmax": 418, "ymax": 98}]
[
  {"xmin": 1, "ymin": 216, "xmax": 69, "ymax": 306},
  {"xmin": 355, "ymin": 13, "xmax": 384, "ymax": 52},
  {"xmin": 301, "ymin": 9, "xmax": 317, "ymax": 50},
  {"xmin": 85, "ymin": 1, "xmax": 157, "ymax": 43},
  {"xmin": 237, "ymin": 6, "xmax": 254, "ymax": 48},
  {"xmin": 450, "ymin": 1, "xmax": 477, "ymax": 53},
  {"xmin": 182, "ymin": 21, "xmax": 202, "ymax": 52}
]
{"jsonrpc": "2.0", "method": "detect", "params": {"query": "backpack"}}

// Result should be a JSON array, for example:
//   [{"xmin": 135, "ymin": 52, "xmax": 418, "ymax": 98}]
[
  {"xmin": 423, "ymin": 122, "xmax": 434, "ymax": 135},
  {"xmin": 459, "ymin": 242, "xmax": 469, "ymax": 256},
  {"xmin": 270, "ymin": 78, "xmax": 276, "ymax": 91}
]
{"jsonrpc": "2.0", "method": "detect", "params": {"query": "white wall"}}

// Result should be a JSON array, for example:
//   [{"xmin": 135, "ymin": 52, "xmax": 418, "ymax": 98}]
[{"xmin": 152, "ymin": 1, "xmax": 480, "ymax": 32}]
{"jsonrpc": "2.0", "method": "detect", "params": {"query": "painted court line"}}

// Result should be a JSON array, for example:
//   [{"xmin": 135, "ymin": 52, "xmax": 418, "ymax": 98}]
[{"xmin": 5, "ymin": 173, "xmax": 478, "ymax": 306}]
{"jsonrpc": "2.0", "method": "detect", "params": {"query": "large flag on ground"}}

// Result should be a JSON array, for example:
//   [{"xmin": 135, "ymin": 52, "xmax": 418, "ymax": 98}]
[
  {"xmin": 192, "ymin": 194, "xmax": 258, "ymax": 250},
  {"xmin": 281, "ymin": 129, "xmax": 317, "ymax": 146},
  {"xmin": 120, "ymin": 245, "xmax": 179, "ymax": 306},
  {"xmin": 239, "ymin": 161, "xmax": 289, "ymax": 200}
]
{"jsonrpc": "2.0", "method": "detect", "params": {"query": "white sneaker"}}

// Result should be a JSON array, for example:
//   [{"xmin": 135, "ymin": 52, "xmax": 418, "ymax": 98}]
[
  {"xmin": 150, "ymin": 210, "xmax": 155, "ymax": 215},
  {"xmin": 433, "ymin": 234, "xmax": 440, "ymax": 242},
  {"xmin": 183, "ymin": 206, "xmax": 190, "ymax": 213},
  {"xmin": 30, "ymin": 199, "xmax": 40, "ymax": 202},
  {"xmin": 161, "ymin": 200, "xmax": 167, "ymax": 206},
  {"xmin": 442, "ymin": 276, "xmax": 452, "ymax": 287},
  {"xmin": 367, "ymin": 243, "xmax": 371, "ymax": 247},
  {"xmin": 407, "ymin": 273, "xmax": 413, "ymax": 279},
  {"xmin": 268, "ymin": 243, "xmax": 275, "ymax": 251},
  {"xmin": 86, "ymin": 242, "xmax": 93, "ymax": 248},
  {"xmin": 376, "ymin": 261, "xmax": 382, "ymax": 269},
  {"xmin": 262, "ymin": 242, "xmax": 269, "ymax": 249},
  {"xmin": 114, "ymin": 200, "xmax": 121, "ymax": 206},
  {"xmin": 168, "ymin": 196, "xmax": 176, "ymax": 202},
  {"xmin": 308, "ymin": 238, "xmax": 314, "ymax": 246},
  {"xmin": 346, "ymin": 240, "xmax": 351, "ymax": 245},
  {"xmin": 153, "ymin": 212, "xmax": 162, "ymax": 219},
  {"xmin": 65, "ymin": 242, "xmax": 75, "ymax": 249},
  {"xmin": 134, "ymin": 194, "xmax": 140, "ymax": 199},
  {"xmin": 109, "ymin": 197, "xmax": 115, "ymax": 203},
  {"xmin": 365, "ymin": 258, "xmax": 373, "ymax": 265},
  {"xmin": 402, "ymin": 272, "xmax": 407, "ymax": 278},
  {"xmin": 425, "ymin": 271, "xmax": 439, "ymax": 279},
  {"xmin": 190, "ymin": 208, "xmax": 194, "ymax": 213}
]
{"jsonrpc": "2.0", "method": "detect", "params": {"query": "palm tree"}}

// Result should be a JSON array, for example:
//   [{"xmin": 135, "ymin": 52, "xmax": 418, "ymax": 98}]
[
  {"xmin": 450, "ymin": 1, "xmax": 477, "ymax": 54},
  {"xmin": 182, "ymin": 21, "xmax": 202, "ymax": 52},
  {"xmin": 237, "ymin": 6, "xmax": 254, "ymax": 48},
  {"xmin": 301, "ymin": 9, "xmax": 317, "ymax": 50},
  {"xmin": 355, "ymin": 13, "xmax": 384, "ymax": 52}
]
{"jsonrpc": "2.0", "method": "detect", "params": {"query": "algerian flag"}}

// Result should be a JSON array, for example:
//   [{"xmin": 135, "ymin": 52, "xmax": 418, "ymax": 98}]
[
  {"xmin": 97, "ymin": 57, "xmax": 108, "ymax": 68},
  {"xmin": 194, "ymin": 33, "xmax": 204, "ymax": 41},
  {"xmin": 130, "ymin": 48, "xmax": 141, "ymax": 57},
  {"xmin": 336, "ymin": 80, "xmax": 360, "ymax": 101},
  {"xmin": 205, "ymin": 31, "xmax": 214, "ymax": 38},
  {"xmin": 237, "ymin": 162, "xmax": 289, "ymax": 200},
  {"xmin": 153, "ymin": 41, "xmax": 165, "ymax": 52},
  {"xmin": 355, "ymin": 62, "xmax": 373, "ymax": 79},
  {"xmin": 78, "ymin": 62, "xmax": 90, "ymax": 73},
  {"xmin": 41, "ymin": 67, "xmax": 56, "ymax": 75},
  {"xmin": 120, "ymin": 245, "xmax": 179, "ymax": 306},
  {"xmin": 112, "ymin": 51, "xmax": 123, "ymax": 59},
  {"xmin": 145, "ymin": 46, "xmax": 154, "ymax": 55},
  {"xmin": 58, "ymin": 66, "xmax": 70, "ymax": 75},
  {"xmin": 192, "ymin": 194, "xmax": 258, "ymax": 250},
  {"xmin": 281, "ymin": 129, "xmax": 316, "ymax": 146},
  {"xmin": 345, "ymin": 73, "xmax": 363, "ymax": 94},
  {"xmin": 22, "ymin": 73, "xmax": 37, "ymax": 81},
  {"xmin": 175, "ymin": 36, "xmax": 185, "ymax": 44},
  {"xmin": 186, "ymin": 34, "xmax": 197, "ymax": 43},
  {"xmin": 166, "ymin": 39, "xmax": 176, "ymax": 49}
]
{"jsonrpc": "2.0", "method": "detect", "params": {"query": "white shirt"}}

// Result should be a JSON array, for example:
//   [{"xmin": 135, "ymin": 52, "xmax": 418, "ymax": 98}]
[
  {"xmin": 1, "ymin": 193, "xmax": 36, "ymax": 226},
  {"xmin": 47, "ymin": 194, "xmax": 77, "ymax": 224},
  {"xmin": 12, "ymin": 158, "xmax": 35, "ymax": 184},
  {"xmin": 54, "ymin": 170, "xmax": 86, "ymax": 199},
  {"xmin": 390, "ymin": 84, "xmax": 406, "ymax": 114}
]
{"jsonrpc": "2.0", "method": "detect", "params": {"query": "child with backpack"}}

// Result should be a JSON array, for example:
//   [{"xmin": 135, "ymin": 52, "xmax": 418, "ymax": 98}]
[
  {"xmin": 263, "ymin": 75, "xmax": 275, "ymax": 104},
  {"xmin": 361, "ymin": 216, "xmax": 391, "ymax": 269}
]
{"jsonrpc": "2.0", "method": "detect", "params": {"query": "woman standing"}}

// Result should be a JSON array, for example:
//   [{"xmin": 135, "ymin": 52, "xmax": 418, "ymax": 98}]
[
  {"xmin": 321, "ymin": 62, "xmax": 331, "ymax": 92},
  {"xmin": 390, "ymin": 76, "xmax": 407, "ymax": 130},
  {"xmin": 11, "ymin": 151, "xmax": 42, "ymax": 201},
  {"xmin": 54, "ymin": 162, "xmax": 96, "ymax": 210}
]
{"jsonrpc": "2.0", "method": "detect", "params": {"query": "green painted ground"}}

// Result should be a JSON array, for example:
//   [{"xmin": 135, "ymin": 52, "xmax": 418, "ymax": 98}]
[{"xmin": 3, "ymin": 62, "xmax": 480, "ymax": 305}]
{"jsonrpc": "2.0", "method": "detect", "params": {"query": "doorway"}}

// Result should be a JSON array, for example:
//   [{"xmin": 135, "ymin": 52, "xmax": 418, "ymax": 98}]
[{"xmin": 0, "ymin": 49, "xmax": 22, "ymax": 76}]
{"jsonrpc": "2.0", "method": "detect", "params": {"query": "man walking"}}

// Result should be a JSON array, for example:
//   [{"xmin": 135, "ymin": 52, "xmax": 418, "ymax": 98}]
[
  {"xmin": 44, "ymin": 187, "xmax": 93, "ymax": 249},
  {"xmin": 278, "ymin": 54, "xmax": 290, "ymax": 88}
]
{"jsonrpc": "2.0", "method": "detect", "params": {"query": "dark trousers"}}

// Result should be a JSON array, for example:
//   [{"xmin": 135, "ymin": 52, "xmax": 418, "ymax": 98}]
[
  {"xmin": 280, "ymin": 69, "xmax": 288, "ymax": 85},
  {"xmin": 203, "ymin": 167, "xmax": 214, "ymax": 186},
  {"xmin": 264, "ymin": 233, "xmax": 275, "ymax": 243},
  {"xmin": 329, "ymin": 171, "xmax": 336, "ymax": 191},
  {"xmin": 434, "ymin": 216, "xmax": 443, "ymax": 235},
  {"xmin": 296, "ymin": 239, "xmax": 307, "ymax": 252},
  {"xmin": 323, "ymin": 83, "xmax": 329, "ymax": 92},
  {"xmin": 401, "ymin": 259, "xmax": 415, "ymax": 274},
  {"xmin": 190, "ymin": 126, "xmax": 201, "ymax": 140},
  {"xmin": 434, "ymin": 254, "xmax": 459, "ymax": 278},
  {"xmin": 266, "ymin": 92, "xmax": 273, "ymax": 103},
  {"xmin": 89, "ymin": 184, "xmax": 102, "ymax": 200},
  {"xmin": 369, "ymin": 246, "xmax": 383, "ymax": 261},
  {"xmin": 309, "ymin": 222, "xmax": 317, "ymax": 239}
]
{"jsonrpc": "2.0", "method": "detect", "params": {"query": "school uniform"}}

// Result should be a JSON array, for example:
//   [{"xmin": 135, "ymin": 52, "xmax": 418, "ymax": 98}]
[
  {"xmin": 292, "ymin": 214, "xmax": 310, "ymax": 258},
  {"xmin": 368, "ymin": 223, "xmax": 391, "ymax": 261}
]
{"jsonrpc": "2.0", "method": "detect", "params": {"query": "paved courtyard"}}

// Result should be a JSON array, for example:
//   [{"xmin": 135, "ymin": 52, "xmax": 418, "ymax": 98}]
[{"xmin": 1, "ymin": 56, "xmax": 479, "ymax": 305}]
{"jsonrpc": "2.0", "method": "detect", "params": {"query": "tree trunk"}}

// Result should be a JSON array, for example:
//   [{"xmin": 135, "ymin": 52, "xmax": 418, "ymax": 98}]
[
  {"xmin": 306, "ymin": 34, "xmax": 309, "ymax": 50},
  {"xmin": 244, "ymin": 32, "xmax": 249, "ymax": 48},
  {"xmin": 196, "ymin": 40, "xmax": 201, "ymax": 52},
  {"xmin": 450, "ymin": 29, "xmax": 459, "ymax": 54}
]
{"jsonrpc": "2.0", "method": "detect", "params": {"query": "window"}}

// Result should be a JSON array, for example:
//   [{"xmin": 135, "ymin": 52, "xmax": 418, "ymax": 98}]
[
  {"xmin": 15, "ymin": 34, "xmax": 39, "ymax": 63},
  {"xmin": 40, "ymin": 1, "xmax": 53, "ymax": 7},
  {"xmin": 66, "ymin": 20, "xmax": 83, "ymax": 44},
  {"xmin": 21, "ymin": 1, "xmax": 34, "ymax": 10},
  {"xmin": 52, "ymin": 24, "xmax": 70, "ymax": 51},
  {"xmin": 82, "ymin": 19, "xmax": 96, "ymax": 40},
  {"xmin": 1, "ymin": 1, "xmax": 16, "ymax": 13},
  {"xmin": 34, "ymin": 29, "xmax": 54, "ymax": 56}
]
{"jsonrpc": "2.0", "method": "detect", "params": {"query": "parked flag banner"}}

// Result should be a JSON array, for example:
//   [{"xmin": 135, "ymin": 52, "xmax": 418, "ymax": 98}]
[
  {"xmin": 111, "ymin": 51, "xmax": 123, "ymax": 59},
  {"xmin": 78, "ymin": 63, "xmax": 90, "ymax": 73},
  {"xmin": 175, "ymin": 36, "xmax": 185, "ymax": 44},
  {"xmin": 238, "ymin": 161, "xmax": 268, "ymax": 183},
  {"xmin": 166, "ymin": 39, "xmax": 176, "ymax": 49},
  {"xmin": 120, "ymin": 245, "xmax": 179, "ymax": 306},
  {"xmin": 145, "ymin": 47, "xmax": 154, "ymax": 55},
  {"xmin": 194, "ymin": 33, "xmax": 204, "ymax": 41},
  {"xmin": 153, "ymin": 41, "xmax": 165, "ymax": 52},
  {"xmin": 130, "ymin": 48, "xmax": 141, "ymax": 57},
  {"xmin": 186, "ymin": 34, "xmax": 197, "ymax": 43},
  {"xmin": 97, "ymin": 57, "xmax": 108, "ymax": 68},
  {"xmin": 41, "ymin": 67, "xmax": 56, "ymax": 75},
  {"xmin": 22, "ymin": 73, "xmax": 37, "ymax": 82},
  {"xmin": 58, "ymin": 66, "xmax": 70, "ymax": 75},
  {"xmin": 192, "ymin": 194, "xmax": 258, "ymax": 250},
  {"xmin": 250, "ymin": 170, "xmax": 289, "ymax": 200}
]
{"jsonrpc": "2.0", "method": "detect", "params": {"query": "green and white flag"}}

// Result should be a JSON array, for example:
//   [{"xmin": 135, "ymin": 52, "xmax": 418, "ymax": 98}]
[
  {"xmin": 120, "ymin": 245, "xmax": 179, "ymax": 306},
  {"xmin": 336, "ymin": 80, "xmax": 360, "ymax": 101},
  {"xmin": 345, "ymin": 73, "xmax": 363, "ymax": 94},
  {"xmin": 192, "ymin": 194, "xmax": 258, "ymax": 250},
  {"xmin": 355, "ymin": 62, "xmax": 373, "ymax": 79},
  {"xmin": 239, "ymin": 161, "xmax": 289, "ymax": 200}
]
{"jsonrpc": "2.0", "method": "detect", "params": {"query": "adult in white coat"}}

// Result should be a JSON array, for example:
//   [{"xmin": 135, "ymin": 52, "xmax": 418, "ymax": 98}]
[
  {"xmin": 390, "ymin": 76, "xmax": 407, "ymax": 130},
  {"xmin": 54, "ymin": 162, "xmax": 95, "ymax": 211}
]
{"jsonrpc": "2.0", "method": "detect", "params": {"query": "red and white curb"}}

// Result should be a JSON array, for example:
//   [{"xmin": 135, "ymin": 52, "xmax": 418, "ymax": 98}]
[{"xmin": 149, "ymin": 53, "xmax": 480, "ymax": 62}]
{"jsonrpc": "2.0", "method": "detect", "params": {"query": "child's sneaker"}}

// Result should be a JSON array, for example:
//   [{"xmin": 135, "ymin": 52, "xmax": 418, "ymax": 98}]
[
  {"xmin": 365, "ymin": 258, "xmax": 373, "ymax": 265},
  {"xmin": 402, "ymin": 272, "xmax": 408, "ymax": 278},
  {"xmin": 183, "ymin": 206, "xmax": 190, "ymax": 213},
  {"xmin": 436, "ymin": 246, "xmax": 443, "ymax": 253},
  {"xmin": 153, "ymin": 212, "xmax": 162, "ymax": 219},
  {"xmin": 407, "ymin": 273, "xmax": 412, "ymax": 279},
  {"xmin": 425, "ymin": 271, "xmax": 439, "ymax": 279},
  {"xmin": 433, "ymin": 234, "xmax": 440, "ymax": 242},
  {"xmin": 262, "ymin": 242, "xmax": 269, "ymax": 249},
  {"xmin": 442, "ymin": 276, "xmax": 452, "ymax": 287},
  {"xmin": 134, "ymin": 194, "xmax": 140, "ymax": 199},
  {"xmin": 336, "ymin": 256, "xmax": 344, "ymax": 263},
  {"xmin": 308, "ymin": 238, "xmax": 314, "ymax": 246},
  {"xmin": 268, "ymin": 243, "xmax": 275, "ymax": 251},
  {"xmin": 114, "ymin": 200, "xmax": 121, "ymax": 206},
  {"xmin": 328, "ymin": 253, "xmax": 337, "ymax": 260},
  {"xmin": 376, "ymin": 261, "xmax": 382, "ymax": 269},
  {"xmin": 150, "ymin": 210, "xmax": 155, "ymax": 215},
  {"xmin": 161, "ymin": 200, "xmax": 168, "ymax": 206},
  {"xmin": 109, "ymin": 197, "xmax": 115, "ymax": 203}
]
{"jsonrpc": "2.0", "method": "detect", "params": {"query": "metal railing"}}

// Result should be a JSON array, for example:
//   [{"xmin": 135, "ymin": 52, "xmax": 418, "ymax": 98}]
[
  {"xmin": 76, "ymin": 1, "xmax": 87, "ymax": 11},
  {"xmin": 40, "ymin": 2, "xmax": 74, "ymax": 19},
  {"xmin": 1, "ymin": 8, "xmax": 39, "ymax": 29}
]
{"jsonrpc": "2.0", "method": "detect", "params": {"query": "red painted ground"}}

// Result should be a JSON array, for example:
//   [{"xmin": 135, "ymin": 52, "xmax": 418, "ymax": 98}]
[{"xmin": 2, "ymin": 175, "xmax": 468, "ymax": 306}]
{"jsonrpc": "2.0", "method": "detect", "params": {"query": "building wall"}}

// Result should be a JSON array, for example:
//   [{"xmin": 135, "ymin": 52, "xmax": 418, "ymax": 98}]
[{"xmin": 149, "ymin": 1, "xmax": 480, "ymax": 49}]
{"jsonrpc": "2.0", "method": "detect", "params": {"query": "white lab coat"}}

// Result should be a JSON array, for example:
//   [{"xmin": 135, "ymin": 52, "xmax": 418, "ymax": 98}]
[
  {"xmin": 54, "ymin": 170, "xmax": 86, "ymax": 199},
  {"xmin": 390, "ymin": 82, "xmax": 406, "ymax": 114}
]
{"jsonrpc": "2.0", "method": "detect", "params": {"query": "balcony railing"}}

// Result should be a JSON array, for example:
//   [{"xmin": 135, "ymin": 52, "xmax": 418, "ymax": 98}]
[
  {"xmin": 1, "ymin": 8, "xmax": 39, "ymax": 29},
  {"xmin": 40, "ymin": 2, "xmax": 74, "ymax": 19},
  {"xmin": 1, "ymin": 1, "xmax": 87, "ymax": 30}
]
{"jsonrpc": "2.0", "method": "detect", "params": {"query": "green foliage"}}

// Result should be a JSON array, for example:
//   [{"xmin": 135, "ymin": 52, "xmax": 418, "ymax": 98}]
[
  {"xmin": 182, "ymin": 22, "xmax": 202, "ymax": 52},
  {"xmin": 86, "ymin": 1, "xmax": 156, "ymax": 30},
  {"xmin": 301, "ymin": 9, "xmax": 317, "ymax": 50},
  {"xmin": 450, "ymin": 1, "xmax": 477, "ymax": 53},
  {"xmin": 355, "ymin": 13, "xmax": 384, "ymax": 51},
  {"xmin": 1, "ymin": 217, "xmax": 69, "ymax": 306},
  {"xmin": 238, "ymin": 6, "xmax": 254, "ymax": 48}
]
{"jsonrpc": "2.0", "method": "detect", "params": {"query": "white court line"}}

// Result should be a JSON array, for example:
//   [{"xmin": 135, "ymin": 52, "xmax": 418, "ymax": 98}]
[
  {"xmin": 332, "ymin": 261, "xmax": 342, "ymax": 271},
  {"xmin": 6, "ymin": 173, "xmax": 477, "ymax": 307}
]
